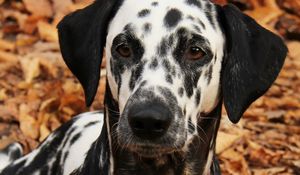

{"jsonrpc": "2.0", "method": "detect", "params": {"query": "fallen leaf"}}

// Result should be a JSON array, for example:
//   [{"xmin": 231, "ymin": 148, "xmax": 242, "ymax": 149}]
[
  {"xmin": 287, "ymin": 41, "xmax": 300, "ymax": 59},
  {"xmin": 52, "ymin": 0, "xmax": 73, "ymax": 15},
  {"xmin": 216, "ymin": 131, "xmax": 243, "ymax": 154},
  {"xmin": 0, "ymin": 89, "xmax": 8, "ymax": 101},
  {"xmin": 20, "ymin": 57, "xmax": 40, "ymax": 83},
  {"xmin": 16, "ymin": 34, "xmax": 39, "ymax": 47},
  {"xmin": 23, "ymin": 0, "xmax": 53, "ymax": 17},
  {"xmin": 0, "ymin": 39, "xmax": 15, "ymax": 51},
  {"xmin": 37, "ymin": 21, "xmax": 58, "ymax": 42},
  {"xmin": 19, "ymin": 104, "xmax": 39, "ymax": 140},
  {"xmin": 0, "ymin": 50, "xmax": 18, "ymax": 63},
  {"xmin": 39, "ymin": 124, "xmax": 50, "ymax": 142}
]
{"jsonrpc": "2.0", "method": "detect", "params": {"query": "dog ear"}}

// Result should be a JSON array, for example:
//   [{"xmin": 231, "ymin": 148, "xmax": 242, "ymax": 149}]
[
  {"xmin": 57, "ymin": 0, "xmax": 122, "ymax": 106},
  {"xmin": 219, "ymin": 4, "xmax": 287, "ymax": 123}
]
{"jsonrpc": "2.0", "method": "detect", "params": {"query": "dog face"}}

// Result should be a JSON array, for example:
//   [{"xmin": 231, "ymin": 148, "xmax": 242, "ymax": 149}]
[
  {"xmin": 106, "ymin": 0, "xmax": 225, "ymax": 156},
  {"xmin": 58, "ymin": 0, "xmax": 287, "ymax": 159}
]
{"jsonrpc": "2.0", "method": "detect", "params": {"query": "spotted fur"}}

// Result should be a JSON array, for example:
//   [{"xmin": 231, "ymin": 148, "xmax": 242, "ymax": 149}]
[
  {"xmin": 0, "ymin": 0, "xmax": 287, "ymax": 174},
  {"xmin": 0, "ymin": 112, "xmax": 103, "ymax": 175}
]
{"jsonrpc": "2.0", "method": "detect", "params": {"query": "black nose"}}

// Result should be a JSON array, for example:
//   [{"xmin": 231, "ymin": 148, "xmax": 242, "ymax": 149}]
[{"xmin": 128, "ymin": 103, "xmax": 172, "ymax": 140}]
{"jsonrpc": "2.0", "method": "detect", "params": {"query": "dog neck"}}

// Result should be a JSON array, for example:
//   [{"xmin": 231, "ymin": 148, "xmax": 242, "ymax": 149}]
[{"xmin": 103, "ymin": 86, "xmax": 222, "ymax": 175}]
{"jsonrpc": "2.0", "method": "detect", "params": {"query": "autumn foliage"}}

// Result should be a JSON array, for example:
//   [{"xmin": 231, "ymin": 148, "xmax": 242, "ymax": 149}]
[{"xmin": 0, "ymin": 0, "xmax": 299, "ymax": 174}]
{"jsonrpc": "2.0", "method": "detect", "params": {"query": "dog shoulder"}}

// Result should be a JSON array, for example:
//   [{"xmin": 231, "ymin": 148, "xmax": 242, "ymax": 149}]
[{"xmin": 0, "ymin": 112, "xmax": 104, "ymax": 175}]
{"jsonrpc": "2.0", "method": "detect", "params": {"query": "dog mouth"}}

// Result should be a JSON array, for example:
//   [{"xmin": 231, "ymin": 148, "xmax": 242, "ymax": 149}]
[{"xmin": 127, "ymin": 145, "xmax": 177, "ymax": 158}]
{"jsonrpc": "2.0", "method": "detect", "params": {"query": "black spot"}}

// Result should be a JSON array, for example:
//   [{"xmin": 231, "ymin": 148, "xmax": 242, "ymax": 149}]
[
  {"xmin": 193, "ymin": 25, "xmax": 201, "ymax": 33},
  {"xmin": 197, "ymin": 19, "xmax": 206, "ymax": 30},
  {"xmin": 149, "ymin": 58, "xmax": 158, "ymax": 69},
  {"xmin": 140, "ymin": 80, "xmax": 147, "ymax": 87},
  {"xmin": 168, "ymin": 34, "xmax": 175, "ymax": 46},
  {"xmin": 157, "ymin": 87, "xmax": 180, "ymax": 117},
  {"xmin": 178, "ymin": 87, "xmax": 184, "ymax": 97},
  {"xmin": 129, "ymin": 61, "xmax": 145, "ymax": 90},
  {"xmin": 183, "ymin": 107, "xmax": 187, "ymax": 116},
  {"xmin": 166, "ymin": 74, "xmax": 173, "ymax": 84},
  {"xmin": 214, "ymin": 55, "xmax": 217, "ymax": 63},
  {"xmin": 173, "ymin": 27, "xmax": 189, "ymax": 65},
  {"xmin": 183, "ymin": 71, "xmax": 201, "ymax": 98},
  {"xmin": 70, "ymin": 133, "xmax": 81, "ymax": 144},
  {"xmin": 205, "ymin": 12, "xmax": 214, "ymax": 28},
  {"xmin": 158, "ymin": 87, "xmax": 178, "ymax": 106},
  {"xmin": 84, "ymin": 121, "xmax": 99, "ymax": 128},
  {"xmin": 162, "ymin": 59, "xmax": 171, "ymax": 71},
  {"xmin": 123, "ymin": 23, "xmax": 134, "ymax": 33},
  {"xmin": 51, "ymin": 150, "xmax": 62, "ymax": 174},
  {"xmin": 188, "ymin": 117, "xmax": 195, "ymax": 134},
  {"xmin": 63, "ymin": 151, "xmax": 69, "ymax": 163},
  {"xmin": 157, "ymin": 37, "xmax": 168, "ymax": 56},
  {"xmin": 186, "ymin": 0, "xmax": 202, "ymax": 9},
  {"xmin": 110, "ymin": 58, "xmax": 123, "ymax": 93},
  {"xmin": 184, "ymin": 74, "xmax": 194, "ymax": 97},
  {"xmin": 206, "ymin": 2, "xmax": 213, "ymax": 13},
  {"xmin": 164, "ymin": 8, "xmax": 182, "ymax": 28},
  {"xmin": 138, "ymin": 9, "xmax": 151, "ymax": 17},
  {"xmin": 187, "ymin": 15, "xmax": 195, "ymax": 21},
  {"xmin": 195, "ymin": 89, "xmax": 201, "ymax": 105},
  {"xmin": 171, "ymin": 66, "xmax": 176, "ymax": 76},
  {"xmin": 205, "ymin": 3, "xmax": 216, "ymax": 29},
  {"xmin": 143, "ymin": 23, "xmax": 152, "ymax": 33},
  {"xmin": 205, "ymin": 65, "xmax": 213, "ymax": 84},
  {"xmin": 151, "ymin": 1, "xmax": 158, "ymax": 6}
]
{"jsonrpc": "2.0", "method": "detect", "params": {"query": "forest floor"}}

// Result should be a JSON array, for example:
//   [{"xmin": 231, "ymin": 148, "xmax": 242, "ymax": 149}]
[{"xmin": 0, "ymin": 0, "xmax": 299, "ymax": 174}]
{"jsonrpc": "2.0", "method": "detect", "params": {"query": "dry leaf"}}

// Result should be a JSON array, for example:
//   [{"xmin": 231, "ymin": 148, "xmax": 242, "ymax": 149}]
[
  {"xmin": 52, "ymin": 0, "xmax": 73, "ymax": 15},
  {"xmin": 0, "ymin": 50, "xmax": 18, "ymax": 63},
  {"xmin": 16, "ymin": 34, "xmax": 39, "ymax": 47},
  {"xmin": 252, "ymin": 167, "xmax": 287, "ymax": 175},
  {"xmin": 23, "ymin": 0, "xmax": 53, "ymax": 17},
  {"xmin": 221, "ymin": 149, "xmax": 250, "ymax": 175},
  {"xmin": 0, "ymin": 89, "xmax": 8, "ymax": 101},
  {"xmin": 37, "ymin": 21, "xmax": 58, "ymax": 42},
  {"xmin": 39, "ymin": 124, "xmax": 50, "ymax": 142},
  {"xmin": 287, "ymin": 41, "xmax": 300, "ymax": 59},
  {"xmin": 20, "ymin": 57, "xmax": 40, "ymax": 83},
  {"xmin": 216, "ymin": 132, "xmax": 243, "ymax": 154},
  {"xmin": 19, "ymin": 104, "xmax": 39, "ymax": 140},
  {"xmin": 0, "ymin": 39, "xmax": 15, "ymax": 51},
  {"xmin": 277, "ymin": 0, "xmax": 300, "ymax": 17}
]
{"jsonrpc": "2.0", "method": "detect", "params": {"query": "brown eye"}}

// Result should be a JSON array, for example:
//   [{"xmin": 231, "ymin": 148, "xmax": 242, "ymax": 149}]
[
  {"xmin": 185, "ymin": 46, "xmax": 205, "ymax": 60},
  {"xmin": 116, "ymin": 44, "xmax": 131, "ymax": 58}
]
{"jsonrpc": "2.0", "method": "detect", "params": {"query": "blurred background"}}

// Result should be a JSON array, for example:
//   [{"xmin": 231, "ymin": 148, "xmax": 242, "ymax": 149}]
[{"xmin": 0, "ymin": 0, "xmax": 299, "ymax": 174}]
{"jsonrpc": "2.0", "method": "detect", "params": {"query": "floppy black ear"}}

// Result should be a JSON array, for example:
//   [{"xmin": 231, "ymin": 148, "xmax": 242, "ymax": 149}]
[
  {"xmin": 57, "ymin": 0, "xmax": 123, "ymax": 106},
  {"xmin": 219, "ymin": 4, "xmax": 287, "ymax": 123}
]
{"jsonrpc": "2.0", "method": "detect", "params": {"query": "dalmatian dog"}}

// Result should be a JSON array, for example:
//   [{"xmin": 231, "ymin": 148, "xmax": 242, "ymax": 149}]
[{"xmin": 0, "ymin": 0, "xmax": 287, "ymax": 174}]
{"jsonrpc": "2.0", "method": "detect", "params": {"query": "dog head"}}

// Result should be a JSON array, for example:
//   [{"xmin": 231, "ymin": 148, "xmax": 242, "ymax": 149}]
[{"xmin": 58, "ymin": 0, "xmax": 287, "ymax": 158}]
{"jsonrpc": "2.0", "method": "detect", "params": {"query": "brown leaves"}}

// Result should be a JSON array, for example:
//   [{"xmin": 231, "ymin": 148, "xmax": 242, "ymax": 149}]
[
  {"xmin": 23, "ymin": 0, "xmax": 53, "ymax": 18},
  {"xmin": 0, "ymin": 0, "xmax": 99, "ymax": 153},
  {"xmin": 276, "ymin": 14, "xmax": 300, "ymax": 40},
  {"xmin": 37, "ymin": 21, "xmax": 58, "ymax": 42},
  {"xmin": 19, "ymin": 104, "xmax": 39, "ymax": 140},
  {"xmin": 277, "ymin": 0, "xmax": 300, "ymax": 17}
]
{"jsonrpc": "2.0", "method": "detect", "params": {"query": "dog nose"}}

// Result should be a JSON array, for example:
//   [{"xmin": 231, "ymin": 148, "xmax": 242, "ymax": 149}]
[{"xmin": 128, "ymin": 103, "xmax": 172, "ymax": 140}]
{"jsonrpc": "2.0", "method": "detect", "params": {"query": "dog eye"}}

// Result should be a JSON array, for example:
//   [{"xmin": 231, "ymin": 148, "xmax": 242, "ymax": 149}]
[
  {"xmin": 185, "ymin": 46, "xmax": 205, "ymax": 60},
  {"xmin": 116, "ymin": 44, "xmax": 131, "ymax": 58}
]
